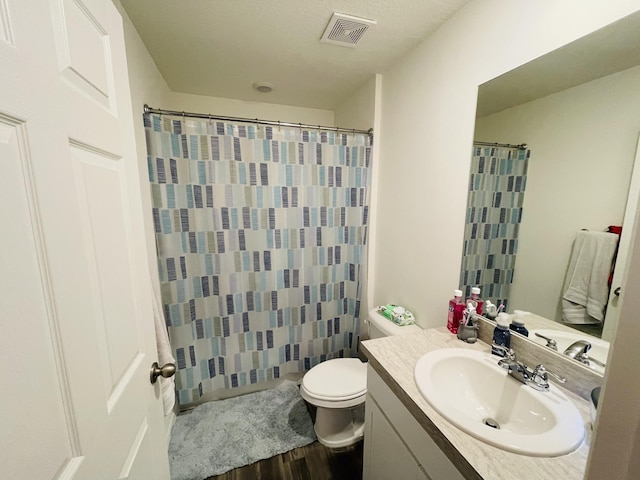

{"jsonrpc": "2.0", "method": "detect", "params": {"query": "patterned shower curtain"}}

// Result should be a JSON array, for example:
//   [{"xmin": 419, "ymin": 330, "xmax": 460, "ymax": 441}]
[
  {"xmin": 144, "ymin": 114, "xmax": 371, "ymax": 406},
  {"xmin": 460, "ymin": 145, "xmax": 530, "ymax": 311}
]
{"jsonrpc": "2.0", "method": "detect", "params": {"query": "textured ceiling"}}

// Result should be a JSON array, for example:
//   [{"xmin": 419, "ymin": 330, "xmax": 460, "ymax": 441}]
[{"xmin": 119, "ymin": 0, "xmax": 472, "ymax": 110}]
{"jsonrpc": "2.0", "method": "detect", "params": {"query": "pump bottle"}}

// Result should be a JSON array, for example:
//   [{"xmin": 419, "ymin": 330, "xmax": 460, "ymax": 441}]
[
  {"xmin": 509, "ymin": 310, "xmax": 529, "ymax": 336},
  {"xmin": 447, "ymin": 289, "xmax": 464, "ymax": 334}
]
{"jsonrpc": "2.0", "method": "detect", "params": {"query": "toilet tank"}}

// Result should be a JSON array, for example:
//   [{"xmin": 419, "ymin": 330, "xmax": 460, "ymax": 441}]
[{"xmin": 366, "ymin": 308, "xmax": 422, "ymax": 339}]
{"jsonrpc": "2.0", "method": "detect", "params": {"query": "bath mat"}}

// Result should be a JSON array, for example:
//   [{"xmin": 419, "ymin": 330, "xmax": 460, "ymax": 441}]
[{"xmin": 168, "ymin": 381, "xmax": 317, "ymax": 480}]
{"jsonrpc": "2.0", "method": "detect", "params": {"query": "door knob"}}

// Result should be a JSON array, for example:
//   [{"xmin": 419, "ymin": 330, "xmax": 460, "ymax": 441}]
[{"xmin": 150, "ymin": 362, "xmax": 176, "ymax": 384}]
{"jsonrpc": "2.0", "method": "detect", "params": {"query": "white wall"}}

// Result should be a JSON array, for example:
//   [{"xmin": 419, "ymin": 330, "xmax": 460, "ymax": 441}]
[
  {"xmin": 334, "ymin": 77, "xmax": 376, "ymax": 131},
  {"xmin": 335, "ymin": 75, "xmax": 381, "ymax": 335},
  {"xmin": 164, "ymin": 91, "xmax": 335, "ymax": 126},
  {"xmin": 474, "ymin": 65, "xmax": 640, "ymax": 322}
]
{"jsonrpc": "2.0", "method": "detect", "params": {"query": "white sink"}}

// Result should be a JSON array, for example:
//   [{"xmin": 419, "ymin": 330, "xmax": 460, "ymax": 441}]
[
  {"xmin": 530, "ymin": 329, "xmax": 609, "ymax": 375},
  {"xmin": 414, "ymin": 348, "xmax": 585, "ymax": 457}
]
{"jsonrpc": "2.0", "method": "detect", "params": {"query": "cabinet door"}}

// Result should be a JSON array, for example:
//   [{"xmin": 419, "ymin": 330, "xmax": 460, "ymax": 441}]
[
  {"xmin": 365, "ymin": 366, "xmax": 465, "ymax": 480},
  {"xmin": 363, "ymin": 398, "xmax": 427, "ymax": 480},
  {"xmin": 0, "ymin": 0, "xmax": 170, "ymax": 478}
]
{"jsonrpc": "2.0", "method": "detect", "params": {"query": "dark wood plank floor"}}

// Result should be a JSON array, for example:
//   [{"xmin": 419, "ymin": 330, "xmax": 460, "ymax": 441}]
[{"xmin": 205, "ymin": 440, "xmax": 363, "ymax": 480}]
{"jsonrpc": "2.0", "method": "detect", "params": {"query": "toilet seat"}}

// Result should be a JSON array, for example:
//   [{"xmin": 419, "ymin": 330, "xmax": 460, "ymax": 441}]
[{"xmin": 301, "ymin": 358, "xmax": 367, "ymax": 406}]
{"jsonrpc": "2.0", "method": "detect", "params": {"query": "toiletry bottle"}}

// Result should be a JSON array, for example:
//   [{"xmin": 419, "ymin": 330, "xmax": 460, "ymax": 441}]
[
  {"xmin": 447, "ymin": 289, "xmax": 464, "ymax": 334},
  {"xmin": 466, "ymin": 287, "xmax": 484, "ymax": 315},
  {"xmin": 462, "ymin": 303, "xmax": 475, "ymax": 327},
  {"xmin": 484, "ymin": 300, "xmax": 498, "ymax": 321},
  {"xmin": 509, "ymin": 310, "xmax": 529, "ymax": 336},
  {"xmin": 457, "ymin": 304, "xmax": 479, "ymax": 343},
  {"xmin": 491, "ymin": 313, "xmax": 511, "ymax": 356}
]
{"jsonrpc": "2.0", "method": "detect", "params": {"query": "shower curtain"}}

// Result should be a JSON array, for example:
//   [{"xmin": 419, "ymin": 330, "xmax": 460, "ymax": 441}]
[
  {"xmin": 144, "ymin": 114, "xmax": 372, "ymax": 406},
  {"xmin": 460, "ymin": 144, "xmax": 530, "ymax": 311}
]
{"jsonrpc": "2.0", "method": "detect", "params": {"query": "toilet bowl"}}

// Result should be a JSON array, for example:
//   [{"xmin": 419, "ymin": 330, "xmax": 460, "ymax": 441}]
[
  {"xmin": 300, "ymin": 358, "xmax": 367, "ymax": 448},
  {"xmin": 300, "ymin": 308, "xmax": 422, "ymax": 448}
]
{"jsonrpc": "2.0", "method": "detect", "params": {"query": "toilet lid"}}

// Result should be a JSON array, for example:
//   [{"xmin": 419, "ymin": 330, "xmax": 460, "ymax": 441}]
[{"xmin": 302, "ymin": 358, "xmax": 367, "ymax": 401}]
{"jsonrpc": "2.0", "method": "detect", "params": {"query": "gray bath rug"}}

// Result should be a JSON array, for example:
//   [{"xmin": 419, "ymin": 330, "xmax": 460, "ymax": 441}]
[{"xmin": 168, "ymin": 381, "xmax": 317, "ymax": 480}]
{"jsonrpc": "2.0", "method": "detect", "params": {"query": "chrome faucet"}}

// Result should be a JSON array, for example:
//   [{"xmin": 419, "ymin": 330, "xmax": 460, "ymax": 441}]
[
  {"xmin": 563, "ymin": 340, "xmax": 606, "ymax": 369},
  {"xmin": 563, "ymin": 340, "xmax": 591, "ymax": 360},
  {"xmin": 492, "ymin": 344, "xmax": 567, "ymax": 392}
]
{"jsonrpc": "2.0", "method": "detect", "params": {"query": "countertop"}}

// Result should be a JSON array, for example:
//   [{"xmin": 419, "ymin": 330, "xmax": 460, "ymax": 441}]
[{"xmin": 360, "ymin": 327, "xmax": 591, "ymax": 480}]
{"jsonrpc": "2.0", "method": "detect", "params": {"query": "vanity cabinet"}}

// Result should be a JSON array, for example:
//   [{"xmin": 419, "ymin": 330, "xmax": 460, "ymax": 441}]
[
  {"xmin": 364, "ymin": 397, "xmax": 431, "ymax": 480},
  {"xmin": 362, "ymin": 365, "xmax": 465, "ymax": 480}
]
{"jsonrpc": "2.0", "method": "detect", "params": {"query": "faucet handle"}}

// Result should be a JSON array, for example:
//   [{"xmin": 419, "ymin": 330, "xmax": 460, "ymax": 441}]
[
  {"xmin": 531, "ymin": 364, "xmax": 567, "ymax": 391},
  {"xmin": 534, "ymin": 332, "xmax": 558, "ymax": 351}
]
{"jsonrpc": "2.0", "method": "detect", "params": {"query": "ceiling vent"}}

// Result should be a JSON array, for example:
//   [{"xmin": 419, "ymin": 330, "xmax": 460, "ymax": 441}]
[{"xmin": 320, "ymin": 13, "xmax": 376, "ymax": 48}]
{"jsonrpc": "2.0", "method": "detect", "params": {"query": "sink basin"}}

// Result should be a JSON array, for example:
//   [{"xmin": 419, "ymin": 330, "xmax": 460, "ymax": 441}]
[
  {"xmin": 530, "ymin": 329, "xmax": 609, "ymax": 374},
  {"xmin": 414, "ymin": 348, "xmax": 585, "ymax": 456}
]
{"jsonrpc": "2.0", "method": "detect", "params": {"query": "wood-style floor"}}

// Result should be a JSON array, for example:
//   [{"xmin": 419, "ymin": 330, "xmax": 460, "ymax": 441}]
[{"xmin": 206, "ymin": 440, "xmax": 363, "ymax": 480}]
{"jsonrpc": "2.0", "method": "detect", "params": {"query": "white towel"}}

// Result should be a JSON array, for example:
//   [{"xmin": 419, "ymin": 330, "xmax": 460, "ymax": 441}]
[
  {"xmin": 152, "ymin": 280, "xmax": 176, "ymax": 415},
  {"xmin": 562, "ymin": 231, "xmax": 618, "ymax": 324}
]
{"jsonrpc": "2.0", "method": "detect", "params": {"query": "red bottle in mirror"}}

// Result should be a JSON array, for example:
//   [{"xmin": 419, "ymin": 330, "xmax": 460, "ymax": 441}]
[
  {"xmin": 447, "ymin": 289, "xmax": 465, "ymax": 334},
  {"xmin": 466, "ymin": 287, "xmax": 484, "ymax": 315}
]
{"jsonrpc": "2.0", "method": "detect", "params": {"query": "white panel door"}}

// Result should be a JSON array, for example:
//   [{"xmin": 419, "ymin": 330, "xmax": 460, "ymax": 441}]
[
  {"xmin": 602, "ymin": 133, "xmax": 640, "ymax": 341},
  {"xmin": 0, "ymin": 0, "xmax": 170, "ymax": 478}
]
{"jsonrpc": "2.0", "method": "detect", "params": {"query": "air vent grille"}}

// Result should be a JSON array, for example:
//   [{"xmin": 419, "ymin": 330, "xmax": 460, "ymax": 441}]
[{"xmin": 321, "ymin": 13, "xmax": 376, "ymax": 48}]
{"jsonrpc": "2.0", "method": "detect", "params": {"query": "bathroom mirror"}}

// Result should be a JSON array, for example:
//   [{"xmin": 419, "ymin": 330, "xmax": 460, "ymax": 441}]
[{"xmin": 463, "ymin": 10, "xmax": 640, "ymax": 373}]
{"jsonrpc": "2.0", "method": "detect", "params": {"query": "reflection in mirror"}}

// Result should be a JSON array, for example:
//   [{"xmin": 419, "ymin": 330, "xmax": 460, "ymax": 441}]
[
  {"xmin": 460, "ymin": 143, "xmax": 530, "ymax": 313},
  {"xmin": 461, "ymin": 11, "xmax": 640, "ymax": 373}
]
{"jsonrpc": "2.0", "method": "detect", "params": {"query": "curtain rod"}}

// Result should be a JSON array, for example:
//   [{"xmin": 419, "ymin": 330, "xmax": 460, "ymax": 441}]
[
  {"xmin": 144, "ymin": 104, "xmax": 373, "ymax": 138},
  {"xmin": 474, "ymin": 140, "xmax": 528, "ymax": 150}
]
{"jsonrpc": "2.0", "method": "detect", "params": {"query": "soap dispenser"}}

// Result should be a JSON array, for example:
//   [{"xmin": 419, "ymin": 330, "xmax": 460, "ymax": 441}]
[
  {"xmin": 492, "ymin": 313, "xmax": 511, "ymax": 356},
  {"xmin": 457, "ymin": 303, "xmax": 479, "ymax": 343},
  {"xmin": 509, "ymin": 310, "xmax": 529, "ymax": 336}
]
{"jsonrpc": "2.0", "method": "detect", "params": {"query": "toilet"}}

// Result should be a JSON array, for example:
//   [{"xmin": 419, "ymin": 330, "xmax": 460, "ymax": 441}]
[{"xmin": 300, "ymin": 308, "xmax": 422, "ymax": 448}]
